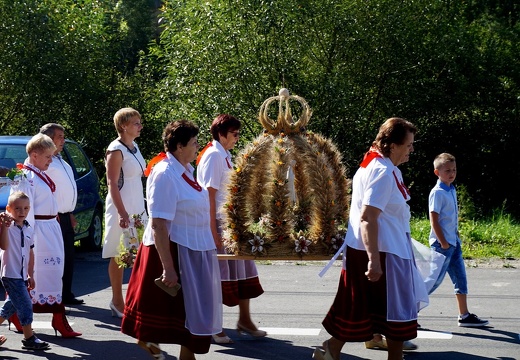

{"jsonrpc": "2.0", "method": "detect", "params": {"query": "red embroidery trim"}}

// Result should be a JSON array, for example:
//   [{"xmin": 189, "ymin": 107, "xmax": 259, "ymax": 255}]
[
  {"xmin": 225, "ymin": 157, "xmax": 232, "ymax": 169},
  {"xmin": 23, "ymin": 164, "xmax": 56, "ymax": 193},
  {"xmin": 182, "ymin": 173, "xmax": 202, "ymax": 192}
]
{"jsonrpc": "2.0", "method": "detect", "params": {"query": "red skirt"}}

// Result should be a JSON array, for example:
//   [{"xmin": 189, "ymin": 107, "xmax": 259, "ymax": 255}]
[
  {"xmin": 222, "ymin": 276, "xmax": 264, "ymax": 307},
  {"xmin": 121, "ymin": 242, "xmax": 211, "ymax": 354},
  {"xmin": 322, "ymin": 246, "xmax": 417, "ymax": 342}
]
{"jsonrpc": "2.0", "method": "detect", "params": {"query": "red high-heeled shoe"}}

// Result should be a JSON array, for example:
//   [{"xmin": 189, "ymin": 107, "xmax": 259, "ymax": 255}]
[
  {"xmin": 51, "ymin": 313, "xmax": 82, "ymax": 338},
  {"xmin": 8, "ymin": 313, "xmax": 23, "ymax": 333}
]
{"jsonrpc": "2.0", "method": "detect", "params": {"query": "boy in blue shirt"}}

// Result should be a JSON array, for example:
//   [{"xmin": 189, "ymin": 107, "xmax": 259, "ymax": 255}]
[
  {"xmin": 0, "ymin": 191, "xmax": 50, "ymax": 350},
  {"xmin": 428, "ymin": 153, "xmax": 488, "ymax": 327}
]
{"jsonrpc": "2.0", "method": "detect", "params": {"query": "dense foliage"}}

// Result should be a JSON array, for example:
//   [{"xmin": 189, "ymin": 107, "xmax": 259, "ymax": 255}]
[{"xmin": 1, "ymin": 0, "xmax": 519, "ymax": 218}]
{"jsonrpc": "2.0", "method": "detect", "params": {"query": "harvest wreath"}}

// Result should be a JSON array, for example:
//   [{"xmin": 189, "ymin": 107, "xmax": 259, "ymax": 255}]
[{"xmin": 221, "ymin": 89, "xmax": 351, "ymax": 259}]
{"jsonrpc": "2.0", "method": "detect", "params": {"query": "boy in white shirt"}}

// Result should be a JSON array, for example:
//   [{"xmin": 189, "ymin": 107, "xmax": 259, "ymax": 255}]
[{"xmin": 0, "ymin": 191, "xmax": 50, "ymax": 350}]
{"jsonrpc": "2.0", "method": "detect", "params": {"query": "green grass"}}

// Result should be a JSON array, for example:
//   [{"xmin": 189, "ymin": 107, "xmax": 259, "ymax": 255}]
[{"xmin": 411, "ymin": 209, "xmax": 520, "ymax": 260}]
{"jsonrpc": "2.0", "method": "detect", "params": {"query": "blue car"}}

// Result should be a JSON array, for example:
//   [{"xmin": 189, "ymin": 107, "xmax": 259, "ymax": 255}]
[{"xmin": 0, "ymin": 136, "xmax": 104, "ymax": 250}]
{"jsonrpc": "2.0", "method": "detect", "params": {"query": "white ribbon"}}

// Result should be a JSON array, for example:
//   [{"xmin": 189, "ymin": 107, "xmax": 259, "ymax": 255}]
[{"xmin": 319, "ymin": 238, "xmax": 348, "ymax": 277}]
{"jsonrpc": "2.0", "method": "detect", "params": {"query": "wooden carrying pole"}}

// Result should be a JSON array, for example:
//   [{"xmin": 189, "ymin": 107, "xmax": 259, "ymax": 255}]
[{"xmin": 217, "ymin": 254, "xmax": 337, "ymax": 261}]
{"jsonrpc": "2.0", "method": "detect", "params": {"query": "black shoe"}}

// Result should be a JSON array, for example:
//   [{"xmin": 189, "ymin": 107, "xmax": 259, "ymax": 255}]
[
  {"xmin": 63, "ymin": 297, "xmax": 85, "ymax": 305},
  {"xmin": 21, "ymin": 335, "xmax": 50, "ymax": 350},
  {"xmin": 458, "ymin": 313, "xmax": 489, "ymax": 327}
]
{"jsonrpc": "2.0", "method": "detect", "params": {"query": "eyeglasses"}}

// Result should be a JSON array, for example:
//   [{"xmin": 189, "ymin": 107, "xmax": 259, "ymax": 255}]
[{"xmin": 230, "ymin": 131, "xmax": 240, "ymax": 138}]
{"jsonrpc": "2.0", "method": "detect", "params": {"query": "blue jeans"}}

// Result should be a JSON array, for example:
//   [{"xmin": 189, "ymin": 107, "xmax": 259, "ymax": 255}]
[
  {"xmin": 428, "ymin": 241, "xmax": 468, "ymax": 295},
  {"xmin": 0, "ymin": 277, "xmax": 34, "ymax": 326}
]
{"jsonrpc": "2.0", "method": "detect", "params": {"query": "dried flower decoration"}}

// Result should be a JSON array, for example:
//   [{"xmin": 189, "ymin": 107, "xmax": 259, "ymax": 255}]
[
  {"xmin": 249, "ymin": 235, "xmax": 264, "ymax": 254},
  {"xmin": 295, "ymin": 230, "xmax": 311, "ymax": 253}
]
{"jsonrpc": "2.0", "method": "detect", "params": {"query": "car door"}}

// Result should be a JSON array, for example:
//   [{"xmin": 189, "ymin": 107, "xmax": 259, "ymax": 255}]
[{"xmin": 61, "ymin": 141, "xmax": 101, "ymax": 239}]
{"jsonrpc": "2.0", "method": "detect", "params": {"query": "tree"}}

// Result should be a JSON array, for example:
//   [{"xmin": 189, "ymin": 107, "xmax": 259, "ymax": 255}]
[{"xmin": 138, "ymin": 0, "xmax": 519, "ymax": 217}]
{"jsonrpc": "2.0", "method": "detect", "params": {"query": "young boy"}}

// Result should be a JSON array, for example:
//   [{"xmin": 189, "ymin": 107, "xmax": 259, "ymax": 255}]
[
  {"xmin": 0, "ymin": 191, "xmax": 50, "ymax": 350},
  {"xmin": 428, "ymin": 153, "xmax": 489, "ymax": 327}
]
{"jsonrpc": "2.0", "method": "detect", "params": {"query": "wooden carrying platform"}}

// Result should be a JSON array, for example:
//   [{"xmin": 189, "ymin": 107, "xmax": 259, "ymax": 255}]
[{"xmin": 217, "ymin": 254, "xmax": 337, "ymax": 261}]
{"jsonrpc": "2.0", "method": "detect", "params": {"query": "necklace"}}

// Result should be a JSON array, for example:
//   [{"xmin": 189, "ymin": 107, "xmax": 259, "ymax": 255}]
[
  {"xmin": 182, "ymin": 173, "xmax": 202, "ymax": 192},
  {"xmin": 23, "ymin": 164, "xmax": 56, "ymax": 192}
]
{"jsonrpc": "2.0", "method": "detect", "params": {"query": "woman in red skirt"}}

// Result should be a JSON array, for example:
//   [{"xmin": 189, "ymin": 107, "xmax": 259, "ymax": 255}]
[
  {"xmin": 196, "ymin": 114, "xmax": 265, "ymax": 344},
  {"xmin": 314, "ymin": 118, "xmax": 428, "ymax": 360},
  {"xmin": 122, "ymin": 120, "xmax": 222, "ymax": 360}
]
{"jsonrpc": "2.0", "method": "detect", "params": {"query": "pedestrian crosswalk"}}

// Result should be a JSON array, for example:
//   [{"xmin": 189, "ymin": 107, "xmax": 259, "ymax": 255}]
[{"xmin": 254, "ymin": 328, "xmax": 452, "ymax": 339}]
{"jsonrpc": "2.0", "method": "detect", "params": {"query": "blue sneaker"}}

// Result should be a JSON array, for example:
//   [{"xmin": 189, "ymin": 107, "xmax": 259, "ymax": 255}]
[{"xmin": 458, "ymin": 313, "xmax": 489, "ymax": 327}]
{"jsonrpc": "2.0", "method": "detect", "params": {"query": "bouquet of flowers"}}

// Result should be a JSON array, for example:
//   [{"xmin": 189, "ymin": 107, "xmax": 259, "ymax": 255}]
[{"xmin": 115, "ymin": 212, "xmax": 145, "ymax": 268}]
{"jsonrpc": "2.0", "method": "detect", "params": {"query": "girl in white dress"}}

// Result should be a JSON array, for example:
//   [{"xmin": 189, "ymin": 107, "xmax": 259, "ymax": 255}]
[{"xmin": 102, "ymin": 108, "xmax": 147, "ymax": 317}]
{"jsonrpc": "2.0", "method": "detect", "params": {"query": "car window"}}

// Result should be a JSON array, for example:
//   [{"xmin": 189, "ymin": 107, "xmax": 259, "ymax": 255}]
[
  {"xmin": 64, "ymin": 142, "xmax": 90, "ymax": 178},
  {"xmin": 0, "ymin": 144, "xmax": 27, "ymax": 167}
]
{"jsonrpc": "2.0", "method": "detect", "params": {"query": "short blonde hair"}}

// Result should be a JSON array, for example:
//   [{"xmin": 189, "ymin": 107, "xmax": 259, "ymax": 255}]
[
  {"xmin": 433, "ymin": 152, "xmax": 456, "ymax": 170},
  {"xmin": 26, "ymin": 133, "xmax": 56, "ymax": 155},
  {"xmin": 113, "ymin": 107, "xmax": 141, "ymax": 134},
  {"xmin": 8, "ymin": 191, "xmax": 30, "ymax": 206}
]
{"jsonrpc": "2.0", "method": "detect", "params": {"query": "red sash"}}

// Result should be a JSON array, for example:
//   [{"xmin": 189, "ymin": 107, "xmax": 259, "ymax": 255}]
[
  {"xmin": 144, "ymin": 152, "xmax": 167, "ymax": 177},
  {"xmin": 23, "ymin": 164, "xmax": 56, "ymax": 193},
  {"xmin": 359, "ymin": 148, "xmax": 410, "ymax": 199},
  {"xmin": 196, "ymin": 142, "xmax": 213, "ymax": 166}
]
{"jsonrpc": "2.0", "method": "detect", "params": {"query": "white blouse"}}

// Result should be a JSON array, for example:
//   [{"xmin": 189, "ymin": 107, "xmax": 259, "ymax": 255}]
[
  {"xmin": 196, "ymin": 140, "xmax": 232, "ymax": 219},
  {"xmin": 345, "ymin": 156, "xmax": 413, "ymax": 260},
  {"xmin": 142, "ymin": 152, "xmax": 214, "ymax": 251}
]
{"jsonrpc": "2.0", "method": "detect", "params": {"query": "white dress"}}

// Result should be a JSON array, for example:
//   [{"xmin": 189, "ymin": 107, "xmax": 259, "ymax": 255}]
[
  {"xmin": 102, "ymin": 140, "xmax": 147, "ymax": 258},
  {"xmin": 16, "ymin": 163, "xmax": 64, "ymax": 306}
]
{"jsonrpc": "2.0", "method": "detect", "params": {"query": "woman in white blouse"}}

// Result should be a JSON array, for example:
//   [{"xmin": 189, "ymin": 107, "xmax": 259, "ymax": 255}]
[
  {"xmin": 197, "ymin": 114, "xmax": 266, "ymax": 344},
  {"xmin": 315, "ymin": 118, "xmax": 427, "ymax": 360},
  {"xmin": 121, "ymin": 120, "xmax": 222, "ymax": 360}
]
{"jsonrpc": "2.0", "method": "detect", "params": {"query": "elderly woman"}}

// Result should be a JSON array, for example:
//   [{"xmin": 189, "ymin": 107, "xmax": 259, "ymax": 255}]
[
  {"xmin": 196, "ymin": 114, "xmax": 266, "ymax": 343},
  {"xmin": 102, "ymin": 107, "xmax": 147, "ymax": 318},
  {"xmin": 314, "ymin": 118, "xmax": 428, "ymax": 360},
  {"xmin": 121, "ymin": 120, "xmax": 222, "ymax": 360},
  {"xmin": 15, "ymin": 134, "xmax": 81, "ymax": 338}
]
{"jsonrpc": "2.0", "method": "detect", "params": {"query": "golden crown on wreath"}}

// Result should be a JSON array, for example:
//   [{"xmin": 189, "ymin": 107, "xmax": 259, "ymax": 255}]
[{"xmin": 259, "ymin": 88, "xmax": 312, "ymax": 135}]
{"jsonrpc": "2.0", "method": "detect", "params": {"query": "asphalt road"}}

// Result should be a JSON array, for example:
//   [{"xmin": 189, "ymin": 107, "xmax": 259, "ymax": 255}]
[{"xmin": 0, "ymin": 252, "xmax": 518, "ymax": 360}]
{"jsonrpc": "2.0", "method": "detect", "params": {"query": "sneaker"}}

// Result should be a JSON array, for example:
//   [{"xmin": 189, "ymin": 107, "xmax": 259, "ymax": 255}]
[
  {"xmin": 21, "ymin": 335, "xmax": 50, "ymax": 350},
  {"xmin": 458, "ymin": 313, "xmax": 489, "ymax": 327}
]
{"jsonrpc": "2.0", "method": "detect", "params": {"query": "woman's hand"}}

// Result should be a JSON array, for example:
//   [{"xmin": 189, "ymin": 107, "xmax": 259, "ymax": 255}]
[
  {"xmin": 365, "ymin": 260, "xmax": 383, "ymax": 282},
  {"xmin": 152, "ymin": 217, "xmax": 178, "ymax": 286},
  {"xmin": 360, "ymin": 204, "xmax": 383, "ymax": 282},
  {"xmin": 118, "ymin": 211, "xmax": 130, "ymax": 228},
  {"xmin": 211, "ymin": 227, "xmax": 223, "ymax": 250},
  {"xmin": 161, "ymin": 268, "xmax": 179, "ymax": 287}
]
